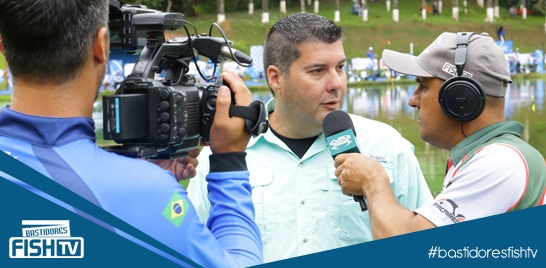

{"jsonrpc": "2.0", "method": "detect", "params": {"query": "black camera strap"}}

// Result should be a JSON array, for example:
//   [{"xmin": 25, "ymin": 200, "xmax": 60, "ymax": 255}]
[{"xmin": 229, "ymin": 100, "xmax": 269, "ymax": 137}]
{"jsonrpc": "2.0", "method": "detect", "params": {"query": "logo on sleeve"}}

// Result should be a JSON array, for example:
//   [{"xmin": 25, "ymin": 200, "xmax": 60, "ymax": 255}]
[
  {"xmin": 433, "ymin": 198, "xmax": 466, "ymax": 223},
  {"xmin": 162, "ymin": 192, "xmax": 188, "ymax": 227}
]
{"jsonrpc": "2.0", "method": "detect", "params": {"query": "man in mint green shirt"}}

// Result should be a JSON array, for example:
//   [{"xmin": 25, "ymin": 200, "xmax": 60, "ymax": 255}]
[{"xmin": 187, "ymin": 13, "xmax": 433, "ymax": 263}]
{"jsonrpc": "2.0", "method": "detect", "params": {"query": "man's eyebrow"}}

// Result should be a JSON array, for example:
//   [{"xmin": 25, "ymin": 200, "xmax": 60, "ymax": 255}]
[
  {"xmin": 306, "ymin": 59, "xmax": 346, "ymax": 69},
  {"xmin": 306, "ymin": 63, "xmax": 327, "ymax": 69}
]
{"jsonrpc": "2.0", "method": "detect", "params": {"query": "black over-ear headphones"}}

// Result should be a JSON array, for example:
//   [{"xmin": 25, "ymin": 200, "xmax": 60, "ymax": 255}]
[{"xmin": 438, "ymin": 32, "xmax": 485, "ymax": 122}]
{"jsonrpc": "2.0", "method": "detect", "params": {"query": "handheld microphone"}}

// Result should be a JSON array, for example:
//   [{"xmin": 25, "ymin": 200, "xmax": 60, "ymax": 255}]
[{"xmin": 323, "ymin": 110, "xmax": 368, "ymax": 211}]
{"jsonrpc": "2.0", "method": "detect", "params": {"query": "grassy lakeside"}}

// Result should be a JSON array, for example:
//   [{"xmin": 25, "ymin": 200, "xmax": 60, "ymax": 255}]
[
  {"xmin": 180, "ymin": 0, "xmax": 546, "ymax": 59},
  {"xmin": 2, "ymin": 2, "xmax": 546, "ymax": 93},
  {"xmin": 1, "ymin": 0, "xmax": 546, "ymax": 88},
  {"xmin": 0, "ymin": 1, "xmax": 545, "ymax": 62}
]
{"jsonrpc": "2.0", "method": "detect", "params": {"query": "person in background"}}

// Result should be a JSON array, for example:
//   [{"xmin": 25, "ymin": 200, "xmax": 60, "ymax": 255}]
[
  {"xmin": 335, "ymin": 32, "xmax": 546, "ymax": 239},
  {"xmin": 366, "ymin": 46, "xmax": 374, "ymax": 61},
  {"xmin": 351, "ymin": 0, "xmax": 362, "ymax": 15},
  {"xmin": 496, "ymin": 25, "xmax": 505, "ymax": 45},
  {"xmin": 187, "ymin": 13, "xmax": 433, "ymax": 263},
  {"xmin": 370, "ymin": 53, "xmax": 379, "ymax": 81},
  {"xmin": 514, "ymin": 47, "xmax": 521, "ymax": 73},
  {"xmin": 510, "ymin": 5, "xmax": 517, "ymax": 18},
  {"xmin": 0, "ymin": 0, "xmax": 262, "ymax": 267},
  {"xmin": 432, "ymin": 2, "xmax": 439, "ymax": 15}
]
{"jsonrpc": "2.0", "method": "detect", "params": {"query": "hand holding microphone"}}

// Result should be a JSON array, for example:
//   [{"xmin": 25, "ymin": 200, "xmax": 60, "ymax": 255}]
[{"xmin": 323, "ymin": 110, "xmax": 368, "ymax": 211}]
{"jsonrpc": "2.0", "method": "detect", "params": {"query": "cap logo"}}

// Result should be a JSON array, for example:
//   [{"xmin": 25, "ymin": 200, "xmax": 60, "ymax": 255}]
[
  {"xmin": 422, "ymin": 35, "xmax": 443, "ymax": 54},
  {"xmin": 442, "ymin": 62, "xmax": 473, "ymax": 77}
]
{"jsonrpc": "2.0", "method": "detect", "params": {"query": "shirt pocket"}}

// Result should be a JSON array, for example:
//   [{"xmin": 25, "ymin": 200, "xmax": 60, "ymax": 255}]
[
  {"xmin": 369, "ymin": 154, "xmax": 394, "ymax": 184},
  {"xmin": 321, "ymin": 167, "xmax": 372, "ymax": 242},
  {"xmin": 249, "ymin": 169, "xmax": 275, "ymax": 243}
]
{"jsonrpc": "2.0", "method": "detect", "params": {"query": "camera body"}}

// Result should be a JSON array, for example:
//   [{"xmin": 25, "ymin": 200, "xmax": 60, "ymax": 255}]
[
  {"xmin": 108, "ymin": 1, "xmax": 159, "ymax": 51},
  {"xmin": 103, "ymin": 2, "xmax": 249, "ymax": 159}
]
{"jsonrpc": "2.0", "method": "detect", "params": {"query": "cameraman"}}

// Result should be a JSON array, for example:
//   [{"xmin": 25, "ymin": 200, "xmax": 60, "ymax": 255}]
[{"xmin": 0, "ymin": 0, "xmax": 262, "ymax": 267}]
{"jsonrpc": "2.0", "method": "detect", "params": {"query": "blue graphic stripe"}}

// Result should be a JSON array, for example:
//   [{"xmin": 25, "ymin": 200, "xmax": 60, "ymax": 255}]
[
  {"xmin": 0, "ymin": 150, "xmax": 199, "ymax": 267},
  {"xmin": 32, "ymin": 145, "xmax": 103, "ymax": 209}
]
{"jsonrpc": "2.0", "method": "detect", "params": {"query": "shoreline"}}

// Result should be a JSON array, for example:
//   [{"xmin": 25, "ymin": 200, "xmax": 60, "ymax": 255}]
[{"xmin": 1, "ymin": 73, "xmax": 545, "ymax": 103}]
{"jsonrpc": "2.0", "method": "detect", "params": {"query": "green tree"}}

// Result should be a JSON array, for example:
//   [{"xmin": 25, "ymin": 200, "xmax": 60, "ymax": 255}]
[
  {"xmin": 486, "ymin": 0, "xmax": 494, "ymax": 22},
  {"xmin": 262, "ymin": 0, "xmax": 269, "ymax": 23},
  {"xmin": 421, "ymin": 0, "xmax": 427, "ymax": 20},
  {"xmin": 452, "ymin": 0, "xmax": 459, "ymax": 21},
  {"xmin": 218, "ymin": 0, "xmax": 225, "ymax": 23},
  {"xmin": 392, "ymin": 0, "xmax": 399, "ymax": 22}
]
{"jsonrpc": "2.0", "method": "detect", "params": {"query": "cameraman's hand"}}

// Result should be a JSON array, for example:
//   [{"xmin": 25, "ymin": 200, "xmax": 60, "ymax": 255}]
[
  {"xmin": 147, "ymin": 148, "xmax": 200, "ymax": 182},
  {"xmin": 209, "ymin": 71, "xmax": 252, "ymax": 154}
]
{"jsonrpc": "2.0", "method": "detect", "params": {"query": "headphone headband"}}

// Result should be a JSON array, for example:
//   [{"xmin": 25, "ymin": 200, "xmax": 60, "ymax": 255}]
[
  {"xmin": 454, "ymin": 32, "xmax": 474, "ymax": 77},
  {"xmin": 438, "ymin": 32, "xmax": 484, "ymax": 122}
]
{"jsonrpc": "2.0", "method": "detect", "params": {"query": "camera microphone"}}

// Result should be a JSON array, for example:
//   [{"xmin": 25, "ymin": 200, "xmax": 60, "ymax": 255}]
[
  {"xmin": 191, "ymin": 37, "xmax": 253, "ymax": 66},
  {"xmin": 220, "ymin": 46, "xmax": 253, "ymax": 65},
  {"xmin": 323, "ymin": 110, "xmax": 368, "ymax": 212}
]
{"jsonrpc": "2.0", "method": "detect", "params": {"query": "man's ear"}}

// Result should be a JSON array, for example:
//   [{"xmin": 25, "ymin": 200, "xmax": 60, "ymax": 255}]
[
  {"xmin": 266, "ymin": 65, "xmax": 283, "ymax": 94},
  {"xmin": 93, "ymin": 27, "xmax": 109, "ymax": 64}
]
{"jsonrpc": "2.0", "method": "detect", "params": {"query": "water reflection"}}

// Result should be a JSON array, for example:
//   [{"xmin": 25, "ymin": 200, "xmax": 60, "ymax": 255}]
[{"xmin": 93, "ymin": 79, "xmax": 546, "ymax": 196}]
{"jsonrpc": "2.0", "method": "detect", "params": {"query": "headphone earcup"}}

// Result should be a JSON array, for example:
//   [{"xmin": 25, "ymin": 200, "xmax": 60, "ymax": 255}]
[{"xmin": 438, "ymin": 76, "xmax": 485, "ymax": 122}]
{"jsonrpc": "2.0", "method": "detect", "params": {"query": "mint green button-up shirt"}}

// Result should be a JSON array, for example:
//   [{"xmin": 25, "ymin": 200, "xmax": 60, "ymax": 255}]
[{"xmin": 187, "ymin": 98, "xmax": 433, "ymax": 263}]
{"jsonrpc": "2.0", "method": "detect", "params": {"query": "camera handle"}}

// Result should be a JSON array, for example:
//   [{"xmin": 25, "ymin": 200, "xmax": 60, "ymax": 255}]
[{"xmin": 229, "ymin": 100, "xmax": 269, "ymax": 137}]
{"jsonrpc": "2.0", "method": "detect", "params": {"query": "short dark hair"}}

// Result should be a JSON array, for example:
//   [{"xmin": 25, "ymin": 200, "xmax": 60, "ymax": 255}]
[
  {"xmin": 0, "ymin": 0, "xmax": 109, "ymax": 84},
  {"xmin": 263, "ymin": 13, "xmax": 344, "ymax": 95}
]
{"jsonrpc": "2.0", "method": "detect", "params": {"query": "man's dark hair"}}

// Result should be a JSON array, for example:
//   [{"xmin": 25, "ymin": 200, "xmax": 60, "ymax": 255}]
[
  {"xmin": 263, "ymin": 13, "xmax": 344, "ymax": 95},
  {"xmin": 0, "ymin": 0, "xmax": 109, "ymax": 84}
]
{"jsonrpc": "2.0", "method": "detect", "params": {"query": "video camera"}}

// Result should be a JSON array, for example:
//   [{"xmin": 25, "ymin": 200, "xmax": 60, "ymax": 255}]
[{"xmin": 103, "ymin": 1, "xmax": 268, "ymax": 159}]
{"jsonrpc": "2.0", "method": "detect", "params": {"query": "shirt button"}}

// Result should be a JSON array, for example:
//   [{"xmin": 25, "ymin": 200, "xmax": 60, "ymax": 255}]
[
  {"xmin": 302, "ymin": 238, "xmax": 308, "ymax": 243},
  {"xmin": 300, "ymin": 200, "xmax": 306, "ymax": 205},
  {"xmin": 299, "ymin": 163, "xmax": 304, "ymax": 167}
]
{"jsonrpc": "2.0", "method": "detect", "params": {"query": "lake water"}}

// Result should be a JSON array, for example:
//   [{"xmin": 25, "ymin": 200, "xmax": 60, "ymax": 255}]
[{"xmin": 93, "ymin": 79, "xmax": 546, "ymax": 196}]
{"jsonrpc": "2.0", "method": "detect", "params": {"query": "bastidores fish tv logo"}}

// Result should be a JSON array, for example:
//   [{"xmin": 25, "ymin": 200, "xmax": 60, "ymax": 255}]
[
  {"xmin": 329, "ymin": 135, "xmax": 354, "ymax": 150},
  {"xmin": 433, "ymin": 198, "xmax": 466, "ymax": 223},
  {"xmin": 9, "ymin": 220, "xmax": 84, "ymax": 258}
]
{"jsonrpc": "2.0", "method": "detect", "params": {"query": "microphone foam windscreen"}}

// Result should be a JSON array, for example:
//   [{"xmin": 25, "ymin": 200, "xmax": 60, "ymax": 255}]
[{"xmin": 323, "ymin": 110, "xmax": 356, "ymax": 137}]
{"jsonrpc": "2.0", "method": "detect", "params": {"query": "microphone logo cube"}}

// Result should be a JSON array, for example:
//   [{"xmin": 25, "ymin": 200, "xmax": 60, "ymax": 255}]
[{"xmin": 326, "ymin": 129, "xmax": 359, "ymax": 157}]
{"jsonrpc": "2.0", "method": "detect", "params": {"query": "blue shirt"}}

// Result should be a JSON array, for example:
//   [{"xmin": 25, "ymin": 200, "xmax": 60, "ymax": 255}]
[
  {"xmin": 187, "ymin": 99, "xmax": 433, "ymax": 263},
  {"xmin": 0, "ymin": 106, "xmax": 262, "ymax": 267}
]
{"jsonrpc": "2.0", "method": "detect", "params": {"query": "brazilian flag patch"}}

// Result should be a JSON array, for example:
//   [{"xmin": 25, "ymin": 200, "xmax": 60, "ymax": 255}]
[{"xmin": 162, "ymin": 192, "xmax": 189, "ymax": 227}]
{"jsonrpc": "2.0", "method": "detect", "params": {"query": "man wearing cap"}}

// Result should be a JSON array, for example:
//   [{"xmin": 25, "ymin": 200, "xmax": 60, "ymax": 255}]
[
  {"xmin": 366, "ymin": 46, "xmax": 374, "ymax": 61},
  {"xmin": 334, "ymin": 32, "xmax": 546, "ymax": 239}
]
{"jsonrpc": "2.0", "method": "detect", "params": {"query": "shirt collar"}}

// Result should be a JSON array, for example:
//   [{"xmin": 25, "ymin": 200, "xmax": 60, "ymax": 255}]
[
  {"xmin": 247, "ymin": 98, "xmax": 328, "ymax": 160},
  {"xmin": 450, "ymin": 121, "xmax": 524, "ymax": 164},
  {"xmin": 0, "ymin": 106, "xmax": 96, "ymax": 147}
]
